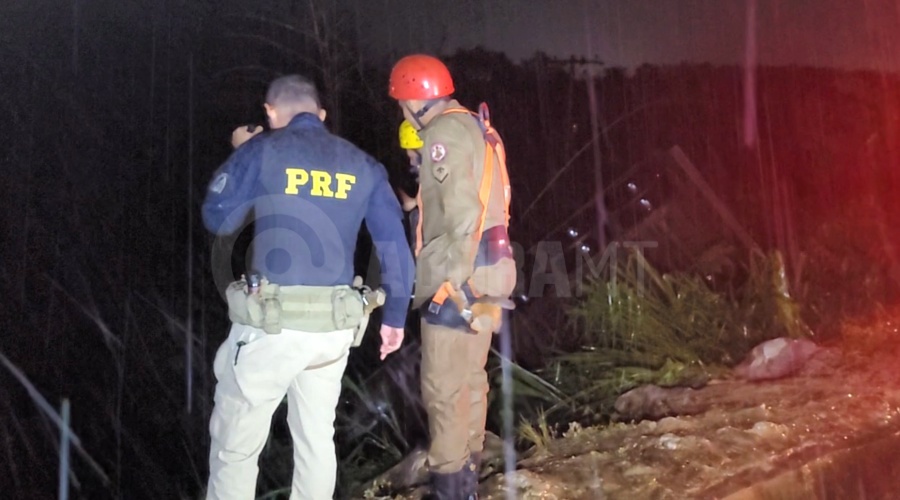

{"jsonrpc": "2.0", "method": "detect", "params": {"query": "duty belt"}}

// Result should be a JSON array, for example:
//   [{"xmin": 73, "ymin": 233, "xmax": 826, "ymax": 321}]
[{"xmin": 225, "ymin": 271, "xmax": 384, "ymax": 346}]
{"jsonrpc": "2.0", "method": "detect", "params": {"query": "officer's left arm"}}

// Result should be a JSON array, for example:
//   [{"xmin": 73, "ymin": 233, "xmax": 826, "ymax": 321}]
[
  {"xmin": 364, "ymin": 160, "xmax": 414, "ymax": 328},
  {"xmin": 201, "ymin": 138, "xmax": 263, "ymax": 235},
  {"xmin": 428, "ymin": 118, "xmax": 483, "ymax": 288}
]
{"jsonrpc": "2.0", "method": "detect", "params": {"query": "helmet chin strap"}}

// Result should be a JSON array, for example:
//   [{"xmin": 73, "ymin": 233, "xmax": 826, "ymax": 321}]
[{"xmin": 405, "ymin": 98, "xmax": 446, "ymax": 129}]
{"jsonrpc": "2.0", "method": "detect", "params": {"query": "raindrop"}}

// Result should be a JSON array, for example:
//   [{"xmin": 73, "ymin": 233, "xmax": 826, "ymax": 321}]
[
  {"xmin": 627, "ymin": 182, "xmax": 637, "ymax": 192},
  {"xmin": 639, "ymin": 198, "xmax": 652, "ymax": 210},
  {"xmin": 580, "ymin": 244, "xmax": 591, "ymax": 254},
  {"xmin": 518, "ymin": 294, "xmax": 529, "ymax": 303},
  {"xmin": 375, "ymin": 400, "xmax": 390, "ymax": 419},
  {"xmin": 567, "ymin": 227, "xmax": 579, "ymax": 238}
]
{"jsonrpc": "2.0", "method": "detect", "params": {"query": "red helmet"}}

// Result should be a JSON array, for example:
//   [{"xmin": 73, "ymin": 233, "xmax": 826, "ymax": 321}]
[{"xmin": 389, "ymin": 54, "xmax": 455, "ymax": 100}]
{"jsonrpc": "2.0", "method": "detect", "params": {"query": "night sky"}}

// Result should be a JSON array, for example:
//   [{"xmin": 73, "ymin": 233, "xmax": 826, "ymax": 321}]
[
  {"xmin": 353, "ymin": 0, "xmax": 900, "ymax": 71},
  {"xmin": 5, "ymin": 0, "xmax": 899, "ymax": 80}
]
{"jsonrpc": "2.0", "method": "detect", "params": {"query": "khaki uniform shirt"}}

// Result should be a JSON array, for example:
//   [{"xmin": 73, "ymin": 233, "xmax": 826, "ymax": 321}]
[{"xmin": 412, "ymin": 100, "xmax": 511, "ymax": 309}]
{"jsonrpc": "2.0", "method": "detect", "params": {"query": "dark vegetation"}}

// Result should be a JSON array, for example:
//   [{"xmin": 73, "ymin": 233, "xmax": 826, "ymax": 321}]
[{"xmin": 1, "ymin": 1, "xmax": 898, "ymax": 499}]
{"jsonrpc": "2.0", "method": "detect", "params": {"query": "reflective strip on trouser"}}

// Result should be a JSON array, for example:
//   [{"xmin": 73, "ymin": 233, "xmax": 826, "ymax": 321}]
[
  {"xmin": 420, "ymin": 321, "xmax": 493, "ymax": 474},
  {"xmin": 206, "ymin": 323, "xmax": 354, "ymax": 500}
]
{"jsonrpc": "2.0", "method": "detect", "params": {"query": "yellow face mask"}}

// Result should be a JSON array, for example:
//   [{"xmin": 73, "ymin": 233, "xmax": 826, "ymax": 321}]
[{"xmin": 398, "ymin": 120, "xmax": 424, "ymax": 150}]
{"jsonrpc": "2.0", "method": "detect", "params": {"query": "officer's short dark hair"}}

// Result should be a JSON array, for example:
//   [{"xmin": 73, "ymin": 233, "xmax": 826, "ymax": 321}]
[{"xmin": 266, "ymin": 75, "xmax": 321, "ymax": 109}]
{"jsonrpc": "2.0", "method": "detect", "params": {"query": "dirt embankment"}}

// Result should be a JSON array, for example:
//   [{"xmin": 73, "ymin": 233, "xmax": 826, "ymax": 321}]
[{"xmin": 365, "ymin": 322, "xmax": 900, "ymax": 500}]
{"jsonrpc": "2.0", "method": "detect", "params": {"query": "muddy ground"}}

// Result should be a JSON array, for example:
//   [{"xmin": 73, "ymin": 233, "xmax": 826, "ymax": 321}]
[{"xmin": 356, "ymin": 313, "xmax": 900, "ymax": 500}]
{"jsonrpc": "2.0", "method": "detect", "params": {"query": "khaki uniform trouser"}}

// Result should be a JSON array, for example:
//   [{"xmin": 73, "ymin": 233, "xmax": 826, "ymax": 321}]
[
  {"xmin": 420, "ymin": 321, "xmax": 494, "ymax": 474},
  {"xmin": 418, "ymin": 255, "xmax": 515, "ymax": 474},
  {"xmin": 206, "ymin": 323, "xmax": 354, "ymax": 500}
]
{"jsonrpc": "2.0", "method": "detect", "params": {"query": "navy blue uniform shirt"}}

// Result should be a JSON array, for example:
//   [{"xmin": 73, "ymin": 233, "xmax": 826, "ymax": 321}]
[{"xmin": 202, "ymin": 113, "xmax": 413, "ymax": 328}]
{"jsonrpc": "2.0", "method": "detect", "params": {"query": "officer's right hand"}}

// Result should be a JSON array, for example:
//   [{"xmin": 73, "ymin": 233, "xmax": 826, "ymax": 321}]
[
  {"xmin": 231, "ymin": 125, "xmax": 263, "ymax": 149},
  {"xmin": 379, "ymin": 325, "xmax": 404, "ymax": 360}
]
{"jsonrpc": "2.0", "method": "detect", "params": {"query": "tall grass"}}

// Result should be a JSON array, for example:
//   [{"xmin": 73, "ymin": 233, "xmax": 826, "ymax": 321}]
[
  {"xmin": 546, "ymin": 246, "xmax": 812, "ymax": 417},
  {"xmin": 330, "ymin": 341, "xmax": 567, "ymax": 497}
]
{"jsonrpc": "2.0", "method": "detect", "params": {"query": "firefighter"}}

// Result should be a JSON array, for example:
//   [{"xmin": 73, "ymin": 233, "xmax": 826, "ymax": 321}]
[
  {"xmin": 202, "ymin": 74, "xmax": 413, "ymax": 499},
  {"xmin": 388, "ymin": 54, "xmax": 516, "ymax": 499}
]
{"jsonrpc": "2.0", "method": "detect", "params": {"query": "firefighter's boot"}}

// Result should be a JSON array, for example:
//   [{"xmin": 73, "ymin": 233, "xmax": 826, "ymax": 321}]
[
  {"xmin": 462, "ymin": 454, "xmax": 481, "ymax": 498},
  {"xmin": 426, "ymin": 468, "xmax": 477, "ymax": 500}
]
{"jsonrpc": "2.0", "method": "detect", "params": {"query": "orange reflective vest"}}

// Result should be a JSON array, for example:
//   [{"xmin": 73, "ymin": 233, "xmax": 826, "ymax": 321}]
[{"xmin": 415, "ymin": 102, "xmax": 512, "ymax": 306}]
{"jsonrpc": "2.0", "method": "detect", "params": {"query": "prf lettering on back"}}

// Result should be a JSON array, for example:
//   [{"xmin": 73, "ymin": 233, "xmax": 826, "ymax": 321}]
[{"xmin": 284, "ymin": 168, "xmax": 356, "ymax": 199}]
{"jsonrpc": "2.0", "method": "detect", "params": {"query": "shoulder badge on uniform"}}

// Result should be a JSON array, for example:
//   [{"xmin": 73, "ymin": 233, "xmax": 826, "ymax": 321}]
[
  {"xmin": 210, "ymin": 173, "xmax": 228, "ymax": 193},
  {"xmin": 430, "ymin": 143, "xmax": 446, "ymax": 163}
]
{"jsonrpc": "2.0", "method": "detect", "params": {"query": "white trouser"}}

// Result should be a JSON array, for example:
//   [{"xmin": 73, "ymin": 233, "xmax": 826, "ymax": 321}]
[{"xmin": 206, "ymin": 322, "xmax": 354, "ymax": 500}]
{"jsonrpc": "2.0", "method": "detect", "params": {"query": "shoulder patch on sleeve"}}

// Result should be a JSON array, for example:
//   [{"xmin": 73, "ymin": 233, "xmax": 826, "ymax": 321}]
[
  {"xmin": 430, "ymin": 143, "xmax": 447, "ymax": 162},
  {"xmin": 210, "ymin": 173, "xmax": 228, "ymax": 193}
]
